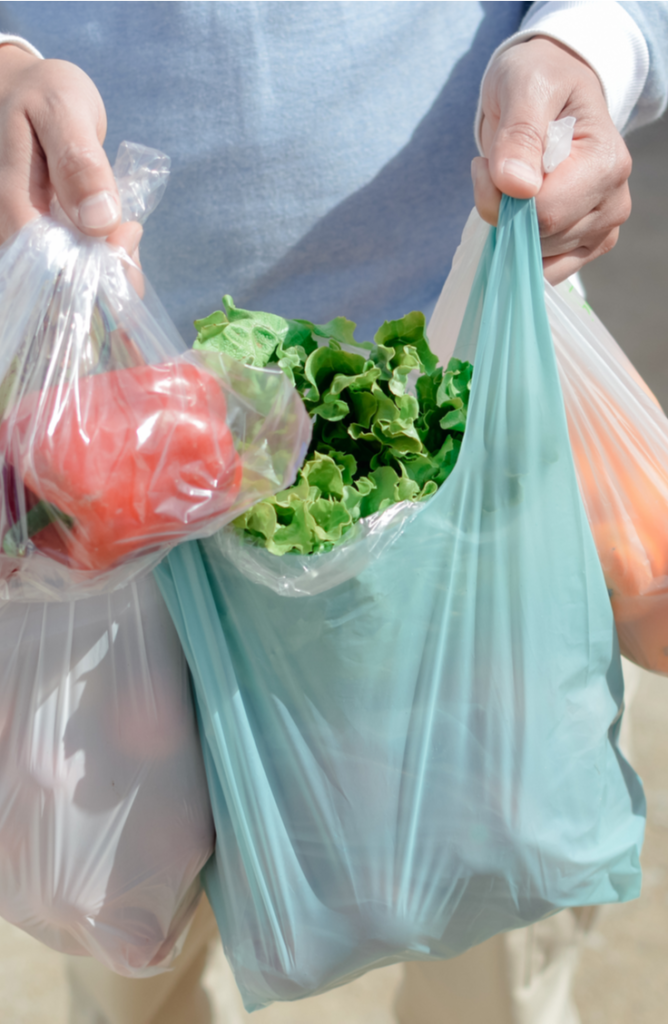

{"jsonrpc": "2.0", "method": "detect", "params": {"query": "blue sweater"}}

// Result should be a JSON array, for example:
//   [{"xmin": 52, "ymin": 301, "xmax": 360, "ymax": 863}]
[{"xmin": 2, "ymin": 2, "xmax": 666, "ymax": 341}]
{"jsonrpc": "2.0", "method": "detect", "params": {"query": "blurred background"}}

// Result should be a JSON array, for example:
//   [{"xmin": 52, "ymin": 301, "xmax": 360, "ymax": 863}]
[{"xmin": 0, "ymin": 117, "xmax": 667, "ymax": 1024}]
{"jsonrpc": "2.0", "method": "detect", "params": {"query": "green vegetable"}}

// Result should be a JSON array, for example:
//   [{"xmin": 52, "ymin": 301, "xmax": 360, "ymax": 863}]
[{"xmin": 194, "ymin": 296, "xmax": 472, "ymax": 555}]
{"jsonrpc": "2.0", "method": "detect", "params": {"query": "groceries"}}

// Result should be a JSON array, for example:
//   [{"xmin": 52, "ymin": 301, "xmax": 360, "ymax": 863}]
[
  {"xmin": 546, "ymin": 279, "xmax": 668, "ymax": 674},
  {"xmin": 194, "ymin": 299, "xmax": 472, "ymax": 555},
  {"xmin": 156, "ymin": 197, "xmax": 643, "ymax": 1011},
  {"xmin": 2, "ymin": 360, "xmax": 242, "ymax": 571},
  {"xmin": 0, "ymin": 141, "xmax": 310, "ymax": 975},
  {"xmin": 0, "ymin": 143, "xmax": 310, "ymax": 601}
]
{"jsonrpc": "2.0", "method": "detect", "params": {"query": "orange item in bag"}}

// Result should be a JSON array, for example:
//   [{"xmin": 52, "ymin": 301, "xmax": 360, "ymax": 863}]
[{"xmin": 549, "ymin": 281, "xmax": 668, "ymax": 675}]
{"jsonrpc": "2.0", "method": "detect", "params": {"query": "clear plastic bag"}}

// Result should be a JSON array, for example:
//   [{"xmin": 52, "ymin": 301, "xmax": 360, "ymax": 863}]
[
  {"xmin": 0, "ymin": 142, "xmax": 310, "ymax": 602},
  {"xmin": 0, "ymin": 571, "xmax": 214, "ymax": 975},
  {"xmin": 155, "ymin": 197, "xmax": 643, "ymax": 1011},
  {"xmin": 429, "ymin": 207, "xmax": 668, "ymax": 675},
  {"xmin": 211, "ymin": 499, "xmax": 425, "ymax": 597}
]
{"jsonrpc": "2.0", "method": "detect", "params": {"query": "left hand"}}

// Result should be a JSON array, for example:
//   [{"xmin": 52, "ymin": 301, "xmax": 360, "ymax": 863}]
[
  {"xmin": 472, "ymin": 36, "xmax": 632, "ymax": 284},
  {"xmin": 108, "ymin": 220, "xmax": 144, "ymax": 297}
]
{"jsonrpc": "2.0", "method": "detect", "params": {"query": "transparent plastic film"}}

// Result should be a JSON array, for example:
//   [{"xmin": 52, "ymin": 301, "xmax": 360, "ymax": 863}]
[
  {"xmin": 211, "ymin": 498, "xmax": 425, "ymax": 597},
  {"xmin": 0, "ymin": 143, "xmax": 310, "ymax": 601},
  {"xmin": 547, "ymin": 281, "xmax": 668, "ymax": 674},
  {"xmin": 0, "ymin": 572, "xmax": 214, "ymax": 975}
]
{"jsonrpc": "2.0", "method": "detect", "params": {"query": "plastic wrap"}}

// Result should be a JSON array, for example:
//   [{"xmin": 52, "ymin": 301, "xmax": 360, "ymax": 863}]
[
  {"xmin": 0, "ymin": 571, "xmax": 214, "ymax": 975},
  {"xmin": 211, "ymin": 499, "xmax": 424, "ymax": 597},
  {"xmin": 155, "ymin": 197, "xmax": 643, "ymax": 1011},
  {"xmin": 0, "ymin": 142, "xmax": 310, "ymax": 602}
]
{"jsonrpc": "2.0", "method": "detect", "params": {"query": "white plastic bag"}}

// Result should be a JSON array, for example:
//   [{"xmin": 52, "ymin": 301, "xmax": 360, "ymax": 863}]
[
  {"xmin": 210, "ymin": 498, "xmax": 425, "ymax": 597},
  {"xmin": 0, "ymin": 142, "xmax": 310, "ymax": 602},
  {"xmin": 429, "ymin": 207, "xmax": 668, "ymax": 675},
  {"xmin": 0, "ymin": 572, "xmax": 214, "ymax": 975},
  {"xmin": 547, "ymin": 281, "xmax": 668, "ymax": 675}
]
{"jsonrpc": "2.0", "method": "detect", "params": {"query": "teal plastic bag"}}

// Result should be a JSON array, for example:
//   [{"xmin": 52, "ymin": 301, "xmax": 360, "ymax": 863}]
[{"xmin": 155, "ymin": 197, "xmax": 644, "ymax": 1011}]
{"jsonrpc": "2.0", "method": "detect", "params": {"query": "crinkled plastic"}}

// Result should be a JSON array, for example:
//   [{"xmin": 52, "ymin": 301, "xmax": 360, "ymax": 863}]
[
  {"xmin": 212, "ymin": 116, "xmax": 576, "ymax": 598},
  {"xmin": 211, "ymin": 499, "xmax": 424, "ymax": 597},
  {"xmin": 155, "ymin": 196, "xmax": 644, "ymax": 1011},
  {"xmin": 430, "ymin": 207, "xmax": 668, "ymax": 676},
  {"xmin": 549, "ymin": 282, "xmax": 668, "ymax": 675},
  {"xmin": 0, "ymin": 571, "xmax": 214, "ymax": 975},
  {"xmin": 542, "ymin": 116, "xmax": 576, "ymax": 173},
  {"xmin": 0, "ymin": 142, "xmax": 310, "ymax": 602}
]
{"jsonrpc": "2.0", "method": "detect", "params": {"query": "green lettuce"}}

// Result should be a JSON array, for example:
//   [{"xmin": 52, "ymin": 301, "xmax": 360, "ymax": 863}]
[{"xmin": 194, "ymin": 296, "xmax": 472, "ymax": 555}]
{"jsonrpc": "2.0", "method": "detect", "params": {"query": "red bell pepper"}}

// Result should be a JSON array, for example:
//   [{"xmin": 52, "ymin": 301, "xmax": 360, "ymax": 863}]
[{"xmin": 1, "ymin": 360, "xmax": 242, "ymax": 571}]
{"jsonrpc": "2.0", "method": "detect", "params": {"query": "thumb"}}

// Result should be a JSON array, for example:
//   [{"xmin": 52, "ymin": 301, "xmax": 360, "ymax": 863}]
[
  {"xmin": 486, "ymin": 103, "xmax": 546, "ymax": 199},
  {"xmin": 36, "ymin": 94, "xmax": 120, "ymax": 237}
]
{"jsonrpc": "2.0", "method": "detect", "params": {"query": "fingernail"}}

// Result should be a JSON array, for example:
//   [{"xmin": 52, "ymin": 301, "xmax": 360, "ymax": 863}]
[
  {"xmin": 501, "ymin": 159, "xmax": 542, "ymax": 189},
  {"xmin": 78, "ymin": 191, "xmax": 119, "ymax": 230}
]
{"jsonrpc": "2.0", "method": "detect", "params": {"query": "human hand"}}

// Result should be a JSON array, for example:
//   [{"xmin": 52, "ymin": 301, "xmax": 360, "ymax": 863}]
[
  {"xmin": 472, "ymin": 37, "xmax": 632, "ymax": 284},
  {"xmin": 0, "ymin": 44, "xmax": 140, "ymax": 262}
]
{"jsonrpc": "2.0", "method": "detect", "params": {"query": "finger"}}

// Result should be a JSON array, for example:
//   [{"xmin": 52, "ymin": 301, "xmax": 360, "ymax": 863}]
[
  {"xmin": 484, "ymin": 94, "xmax": 547, "ymax": 199},
  {"xmin": 107, "ymin": 221, "xmax": 142, "ymax": 259},
  {"xmin": 537, "ymin": 178, "xmax": 630, "ymax": 257},
  {"xmin": 471, "ymin": 157, "xmax": 501, "ymax": 226},
  {"xmin": 0, "ymin": 116, "xmax": 49, "ymax": 241},
  {"xmin": 534, "ymin": 139, "xmax": 632, "ymax": 241},
  {"xmin": 538, "ymin": 198, "xmax": 628, "ymax": 259},
  {"xmin": 108, "ymin": 221, "xmax": 145, "ymax": 297},
  {"xmin": 0, "ymin": 47, "xmax": 48, "ymax": 239},
  {"xmin": 29, "ymin": 62, "xmax": 120, "ymax": 236},
  {"xmin": 542, "ymin": 226, "xmax": 620, "ymax": 285}
]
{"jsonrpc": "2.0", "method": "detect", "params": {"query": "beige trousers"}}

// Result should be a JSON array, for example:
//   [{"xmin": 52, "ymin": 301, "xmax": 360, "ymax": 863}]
[
  {"xmin": 395, "ymin": 907, "xmax": 597, "ymax": 1024},
  {"xmin": 67, "ymin": 895, "xmax": 219, "ymax": 1024},
  {"xmin": 66, "ymin": 660, "xmax": 641, "ymax": 1024},
  {"xmin": 65, "ymin": 901, "xmax": 594, "ymax": 1024}
]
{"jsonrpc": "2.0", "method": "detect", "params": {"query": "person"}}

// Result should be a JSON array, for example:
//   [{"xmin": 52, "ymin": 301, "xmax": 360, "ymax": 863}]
[{"xmin": 0, "ymin": 3, "xmax": 665, "ymax": 1023}]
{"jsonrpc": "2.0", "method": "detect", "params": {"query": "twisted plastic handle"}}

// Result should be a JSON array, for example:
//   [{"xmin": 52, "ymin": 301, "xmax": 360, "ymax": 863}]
[{"xmin": 112, "ymin": 141, "xmax": 171, "ymax": 225}]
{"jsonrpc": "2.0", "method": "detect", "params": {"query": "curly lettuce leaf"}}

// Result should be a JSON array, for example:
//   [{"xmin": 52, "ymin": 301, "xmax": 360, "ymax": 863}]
[{"xmin": 194, "ymin": 300, "xmax": 472, "ymax": 554}]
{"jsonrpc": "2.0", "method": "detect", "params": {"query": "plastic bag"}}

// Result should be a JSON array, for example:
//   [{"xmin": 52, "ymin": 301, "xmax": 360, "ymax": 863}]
[
  {"xmin": 547, "ymin": 282, "xmax": 668, "ymax": 675},
  {"xmin": 212, "ymin": 498, "xmax": 424, "ymax": 597},
  {"xmin": 0, "ymin": 141, "xmax": 310, "ymax": 602},
  {"xmin": 155, "ymin": 196, "xmax": 644, "ymax": 1011},
  {"xmin": 430, "ymin": 207, "xmax": 668, "ymax": 676},
  {"xmin": 0, "ymin": 571, "xmax": 214, "ymax": 975}
]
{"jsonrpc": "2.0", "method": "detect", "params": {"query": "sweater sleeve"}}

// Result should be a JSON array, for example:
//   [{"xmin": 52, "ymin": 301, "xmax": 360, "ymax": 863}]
[
  {"xmin": 0, "ymin": 33, "xmax": 41, "ymax": 59},
  {"xmin": 614, "ymin": 1, "xmax": 668, "ymax": 130}
]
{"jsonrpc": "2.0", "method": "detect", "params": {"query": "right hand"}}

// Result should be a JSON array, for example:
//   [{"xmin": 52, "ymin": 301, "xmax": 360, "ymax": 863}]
[{"xmin": 0, "ymin": 44, "xmax": 141, "ymax": 259}]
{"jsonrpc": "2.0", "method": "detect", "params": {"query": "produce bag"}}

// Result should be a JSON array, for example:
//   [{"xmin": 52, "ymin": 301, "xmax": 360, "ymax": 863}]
[
  {"xmin": 0, "ymin": 142, "xmax": 310, "ymax": 602},
  {"xmin": 155, "ymin": 197, "xmax": 644, "ymax": 1011},
  {"xmin": 0, "ymin": 571, "xmax": 214, "ymax": 975},
  {"xmin": 549, "ymin": 283, "xmax": 668, "ymax": 675},
  {"xmin": 430, "ymin": 208, "xmax": 668, "ymax": 676}
]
